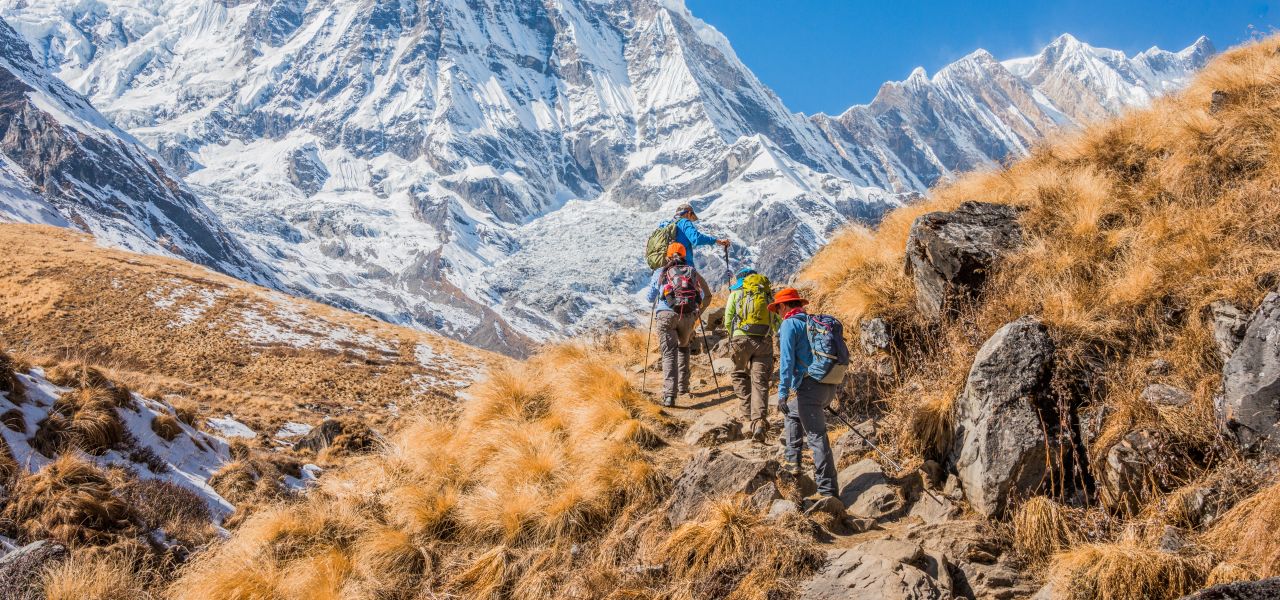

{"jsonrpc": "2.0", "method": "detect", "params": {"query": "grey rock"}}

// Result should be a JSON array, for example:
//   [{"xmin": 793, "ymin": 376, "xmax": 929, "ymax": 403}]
[
  {"xmin": 767, "ymin": 499, "xmax": 798, "ymax": 519},
  {"xmin": 682, "ymin": 408, "xmax": 743, "ymax": 447},
  {"xmin": 801, "ymin": 541, "xmax": 953, "ymax": 600},
  {"xmin": 748, "ymin": 481, "xmax": 783, "ymax": 511},
  {"xmin": 1211, "ymin": 301, "xmax": 1250, "ymax": 363},
  {"xmin": 1221, "ymin": 293, "xmax": 1280, "ymax": 452},
  {"xmin": 907, "ymin": 491, "xmax": 961, "ymax": 525},
  {"xmin": 900, "ymin": 521, "xmax": 1038, "ymax": 600},
  {"xmin": 1209, "ymin": 90, "xmax": 1229, "ymax": 115},
  {"xmin": 292, "ymin": 419, "xmax": 344, "ymax": 453},
  {"xmin": 838, "ymin": 458, "xmax": 904, "ymax": 521},
  {"xmin": 803, "ymin": 495, "xmax": 847, "ymax": 519},
  {"xmin": 1147, "ymin": 358, "xmax": 1174, "ymax": 376},
  {"xmin": 952, "ymin": 316, "xmax": 1058, "ymax": 518},
  {"xmin": 1156, "ymin": 525, "xmax": 1185, "ymax": 552},
  {"xmin": 287, "ymin": 143, "xmax": 330, "ymax": 197},
  {"xmin": 861, "ymin": 318, "xmax": 892, "ymax": 355},
  {"xmin": 667, "ymin": 447, "xmax": 777, "ymax": 525},
  {"xmin": 0, "ymin": 540, "xmax": 69, "ymax": 600},
  {"xmin": 1142, "ymin": 383, "xmax": 1193, "ymax": 408},
  {"xmin": 1031, "ymin": 582, "xmax": 1056, "ymax": 600},
  {"xmin": 904, "ymin": 201, "xmax": 1023, "ymax": 318},
  {"xmin": 1178, "ymin": 576, "xmax": 1280, "ymax": 599},
  {"xmin": 1100, "ymin": 429, "xmax": 1166, "ymax": 515}
]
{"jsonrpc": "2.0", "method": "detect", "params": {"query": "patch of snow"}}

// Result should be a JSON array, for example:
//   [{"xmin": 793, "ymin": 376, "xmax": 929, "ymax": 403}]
[{"xmin": 206, "ymin": 415, "xmax": 256, "ymax": 439}]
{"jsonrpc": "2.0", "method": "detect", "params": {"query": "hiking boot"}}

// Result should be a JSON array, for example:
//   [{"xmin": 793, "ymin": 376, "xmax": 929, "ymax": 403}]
[
  {"xmin": 751, "ymin": 419, "xmax": 767, "ymax": 443},
  {"xmin": 662, "ymin": 396, "xmax": 676, "ymax": 408}
]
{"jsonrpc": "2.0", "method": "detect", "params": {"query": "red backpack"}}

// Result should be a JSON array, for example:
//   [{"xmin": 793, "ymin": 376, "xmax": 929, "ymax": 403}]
[{"xmin": 662, "ymin": 264, "xmax": 702, "ymax": 315}]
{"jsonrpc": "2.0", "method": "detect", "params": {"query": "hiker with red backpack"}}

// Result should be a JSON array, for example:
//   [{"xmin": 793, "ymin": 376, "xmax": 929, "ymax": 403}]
[
  {"xmin": 646, "ymin": 242, "xmax": 713, "ymax": 407},
  {"xmin": 644, "ymin": 203, "xmax": 730, "ymax": 271},
  {"xmin": 773, "ymin": 288, "xmax": 851, "ymax": 501},
  {"xmin": 724, "ymin": 268, "xmax": 781, "ymax": 443}
]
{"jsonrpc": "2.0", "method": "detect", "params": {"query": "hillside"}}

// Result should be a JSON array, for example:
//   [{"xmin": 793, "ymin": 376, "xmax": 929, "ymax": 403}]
[
  {"xmin": 799, "ymin": 33, "xmax": 1280, "ymax": 597},
  {"xmin": 0, "ymin": 224, "xmax": 499, "ymax": 435}
]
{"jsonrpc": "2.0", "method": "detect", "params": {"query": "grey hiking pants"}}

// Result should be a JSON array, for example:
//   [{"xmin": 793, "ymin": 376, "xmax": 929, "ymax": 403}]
[
  {"xmin": 730, "ymin": 335, "xmax": 774, "ymax": 423},
  {"xmin": 782, "ymin": 378, "xmax": 839, "ymax": 497},
  {"xmin": 656, "ymin": 310, "xmax": 698, "ymax": 399}
]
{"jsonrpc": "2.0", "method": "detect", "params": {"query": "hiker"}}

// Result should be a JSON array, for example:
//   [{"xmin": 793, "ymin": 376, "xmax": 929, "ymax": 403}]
[
  {"xmin": 723, "ymin": 268, "xmax": 780, "ymax": 442},
  {"xmin": 658, "ymin": 203, "xmax": 730, "ymax": 270},
  {"xmin": 773, "ymin": 288, "xmax": 839, "ymax": 499},
  {"xmin": 646, "ymin": 242, "xmax": 712, "ymax": 407}
]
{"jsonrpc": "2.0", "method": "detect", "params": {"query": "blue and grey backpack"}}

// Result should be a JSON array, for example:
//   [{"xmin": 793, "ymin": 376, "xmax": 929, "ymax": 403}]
[{"xmin": 805, "ymin": 314, "xmax": 851, "ymax": 384}]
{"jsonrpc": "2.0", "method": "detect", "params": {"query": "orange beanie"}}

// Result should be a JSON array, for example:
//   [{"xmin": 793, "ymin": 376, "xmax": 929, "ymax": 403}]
[{"xmin": 666, "ymin": 242, "xmax": 687, "ymax": 259}]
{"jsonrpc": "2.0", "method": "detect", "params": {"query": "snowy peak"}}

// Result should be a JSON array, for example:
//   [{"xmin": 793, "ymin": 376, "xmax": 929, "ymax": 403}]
[{"xmin": 0, "ymin": 17, "xmax": 268, "ymax": 284}]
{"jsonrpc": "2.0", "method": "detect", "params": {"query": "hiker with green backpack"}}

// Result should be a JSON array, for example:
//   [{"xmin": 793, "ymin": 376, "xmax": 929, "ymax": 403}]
[
  {"xmin": 723, "ymin": 268, "xmax": 781, "ymax": 443},
  {"xmin": 645, "ymin": 203, "xmax": 731, "ymax": 271},
  {"xmin": 645, "ymin": 242, "xmax": 713, "ymax": 407}
]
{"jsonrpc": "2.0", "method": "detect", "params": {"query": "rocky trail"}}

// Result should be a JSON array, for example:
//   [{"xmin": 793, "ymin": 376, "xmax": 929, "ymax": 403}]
[{"xmin": 630, "ymin": 319, "xmax": 1042, "ymax": 599}]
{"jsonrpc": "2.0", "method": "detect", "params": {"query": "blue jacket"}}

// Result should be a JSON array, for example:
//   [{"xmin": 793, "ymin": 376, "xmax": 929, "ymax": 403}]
[
  {"xmin": 660, "ymin": 217, "xmax": 719, "ymax": 269},
  {"xmin": 646, "ymin": 262, "xmax": 712, "ymax": 313},
  {"xmin": 777, "ymin": 312, "xmax": 813, "ymax": 401}
]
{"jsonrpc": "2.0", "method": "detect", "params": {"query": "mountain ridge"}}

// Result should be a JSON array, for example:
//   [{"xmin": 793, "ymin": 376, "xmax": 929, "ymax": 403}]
[{"xmin": 0, "ymin": 0, "xmax": 1213, "ymax": 354}]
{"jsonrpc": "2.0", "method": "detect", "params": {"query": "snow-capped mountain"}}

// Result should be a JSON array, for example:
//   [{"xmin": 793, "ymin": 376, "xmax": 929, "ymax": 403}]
[
  {"xmin": 0, "ymin": 18, "xmax": 267, "ymax": 284},
  {"xmin": 0, "ymin": 0, "xmax": 1213, "ymax": 354}
]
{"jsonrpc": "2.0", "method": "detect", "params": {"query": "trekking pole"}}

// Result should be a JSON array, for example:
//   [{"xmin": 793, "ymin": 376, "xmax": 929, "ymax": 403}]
[
  {"xmin": 723, "ymin": 245, "xmax": 732, "ymax": 289},
  {"xmin": 698, "ymin": 317, "xmax": 727, "ymax": 403},
  {"xmin": 823, "ymin": 406, "xmax": 945, "ymax": 506},
  {"xmin": 642, "ymin": 296, "xmax": 657, "ymax": 394}
]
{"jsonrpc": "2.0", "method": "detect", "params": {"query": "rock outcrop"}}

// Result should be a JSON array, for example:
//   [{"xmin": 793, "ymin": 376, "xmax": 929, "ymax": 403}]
[
  {"xmin": 1210, "ymin": 301, "xmax": 1250, "ymax": 363},
  {"xmin": 1221, "ymin": 292, "xmax": 1280, "ymax": 452},
  {"xmin": 667, "ymin": 447, "xmax": 777, "ymax": 525},
  {"xmin": 951, "ymin": 316, "xmax": 1057, "ymax": 518},
  {"xmin": 1100, "ymin": 429, "xmax": 1166, "ymax": 515},
  {"xmin": 0, "ymin": 540, "xmax": 68, "ymax": 600},
  {"xmin": 904, "ymin": 202, "xmax": 1023, "ymax": 318},
  {"xmin": 682, "ymin": 408, "xmax": 743, "ymax": 447},
  {"xmin": 1178, "ymin": 576, "xmax": 1280, "ymax": 600},
  {"xmin": 801, "ymin": 539, "xmax": 954, "ymax": 600},
  {"xmin": 838, "ymin": 459, "xmax": 904, "ymax": 522}
]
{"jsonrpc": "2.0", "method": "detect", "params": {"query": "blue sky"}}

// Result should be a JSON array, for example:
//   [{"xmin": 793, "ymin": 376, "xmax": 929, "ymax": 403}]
[{"xmin": 684, "ymin": 0, "xmax": 1277, "ymax": 115}]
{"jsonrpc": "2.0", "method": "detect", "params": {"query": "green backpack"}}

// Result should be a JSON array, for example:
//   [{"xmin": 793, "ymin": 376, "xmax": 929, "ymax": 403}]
[
  {"xmin": 735, "ymin": 274, "xmax": 774, "ymax": 336},
  {"xmin": 645, "ymin": 221, "xmax": 679, "ymax": 270}
]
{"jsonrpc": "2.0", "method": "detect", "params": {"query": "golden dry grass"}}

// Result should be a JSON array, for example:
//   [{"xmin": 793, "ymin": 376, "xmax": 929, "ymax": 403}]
[
  {"xmin": 150, "ymin": 413, "xmax": 182, "ymax": 441},
  {"xmin": 0, "ymin": 349, "xmax": 27, "ymax": 404},
  {"xmin": 800, "ymin": 37, "xmax": 1280, "ymax": 488},
  {"xmin": 1202, "ymin": 480, "xmax": 1280, "ymax": 577},
  {"xmin": 1013, "ymin": 496, "xmax": 1083, "ymax": 563},
  {"xmin": 0, "ymin": 224, "xmax": 502, "ymax": 431},
  {"xmin": 1049, "ymin": 542, "xmax": 1207, "ymax": 600},
  {"xmin": 40, "ymin": 552, "xmax": 155, "ymax": 600},
  {"xmin": 0, "ymin": 453, "xmax": 141, "ymax": 547}
]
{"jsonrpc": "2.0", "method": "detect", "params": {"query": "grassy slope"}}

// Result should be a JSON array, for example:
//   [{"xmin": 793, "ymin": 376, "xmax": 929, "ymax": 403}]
[
  {"xmin": 798, "ymin": 35, "xmax": 1280, "ymax": 597},
  {"xmin": 0, "ymin": 224, "xmax": 501, "ymax": 433}
]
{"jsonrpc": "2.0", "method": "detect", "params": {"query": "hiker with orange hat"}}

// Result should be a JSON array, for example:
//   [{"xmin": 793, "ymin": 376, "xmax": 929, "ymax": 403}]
[
  {"xmin": 772, "ymin": 287, "xmax": 840, "ymax": 500},
  {"xmin": 645, "ymin": 242, "xmax": 712, "ymax": 407}
]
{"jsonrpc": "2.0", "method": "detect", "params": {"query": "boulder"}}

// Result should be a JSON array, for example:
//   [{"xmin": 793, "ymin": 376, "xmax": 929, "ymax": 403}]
[
  {"xmin": 952, "ymin": 317, "xmax": 1058, "ymax": 518},
  {"xmin": 860, "ymin": 318, "xmax": 892, "ymax": 356},
  {"xmin": 1101, "ymin": 429, "xmax": 1186, "ymax": 515},
  {"xmin": 800, "ymin": 540, "xmax": 953, "ymax": 600},
  {"xmin": 900, "ymin": 521, "xmax": 1038, "ymax": 600},
  {"xmin": 0, "ymin": 540, "xmax": 69, "ymax": 599},
  {"xmin": 904, "ymin": 201, "xmax": 1023, "ymax": 318},
  {"xmin": 767, "ymin": 499, "xmax": 799, "ymax": 519},
  {"xmin": 667, "ymin": 447, "xmax": 777, "ymax": 525},
  {"xmin": 682, "ymin": 408, "xmax": 743, "ymax": 447},
  {"xmin": 1178, "ymin": 576, "xmax": 1280, "ymax": 600},
  {"xmin": 1221, "ymin": 293, "xmax": 1280, "ymax": 452},
  {"xmin": 838, "ymin": 458, "xmax": 903, "ymax": 521},
  {"xmin": 1208, "ymin": 90, "xmax": 1229, "ymax": 115},
  {"xmin": 292, "ymin": 418, "xmax": 379, "ymax": 455},
  {"xmin": 1211, "ymin": 301, "xmax": 1250, "ymax": 363},
  {"xmin": 804, "ymin": 495, "xmax": 847, "ymax": 519},
  {"xmin": 1142, "ymin": 383, "xmax": 1192, "ymax": 408}
]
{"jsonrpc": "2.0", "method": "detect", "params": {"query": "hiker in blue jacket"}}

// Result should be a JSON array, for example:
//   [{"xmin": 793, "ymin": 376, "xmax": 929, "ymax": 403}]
[
  {"xmin": 658, "ymin": 203, "xmax": 730, "ymax": 270},
  {"xmin": 772, "ymin": 287, "xmax": 839, "ymax": 500}
]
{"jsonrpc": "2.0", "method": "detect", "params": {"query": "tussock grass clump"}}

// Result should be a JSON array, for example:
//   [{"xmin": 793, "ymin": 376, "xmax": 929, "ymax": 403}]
[
  {"xmin": 1049, "ymin": 542, "xmax": 1206, "ymax": 600},
  {"xmin": 168, "ymin": 397, "xmax": 199, "ymax": 427},
  {"xmin": 659, "ymin": 495, "xmax": 824, "ymax": 598},
  {"xmin": 45, "ymin": 363, "xmax": 133, "ymax": 408},
  {"xmin": 40, "ymin": 551, "xmax": 154, "ymax": 600},
  {"xmin": 0, "ymin": 350, "xmax": 27, "ymax": 404},
  {"xmin": 1, "ymin": 453, "xmax": 140, "ymax": 547},
  {"xmin": 1013, "ymin": 496, "xmax": 1083, "ymax": 563},
  {"xmin": 33, "ymin": 388, "xmax": 126, "ymax": 457},
  {"xmin": 150, "ymin": 413, "xmax": 182, "ymax": 441},
  {"xmin": 116, "ymin": 478, "xmax": 216, "ymax": 548},
  {"xmin": 1203, "ymin": 562, "xmax": 1257, "ymax": 586},
  {"xmin": 1202, "ymin": 480, "xmax": 1280, "ymax": 577}
]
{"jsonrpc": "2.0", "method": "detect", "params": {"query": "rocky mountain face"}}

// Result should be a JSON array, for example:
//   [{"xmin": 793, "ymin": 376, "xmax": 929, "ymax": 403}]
[
  {"xmin": 0, "ymin": 18, "xmax": 267, "ymax": 285},
  {"xmin": 0, "ymin": 0, "xmax": 1212, "ymax": 354}
]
